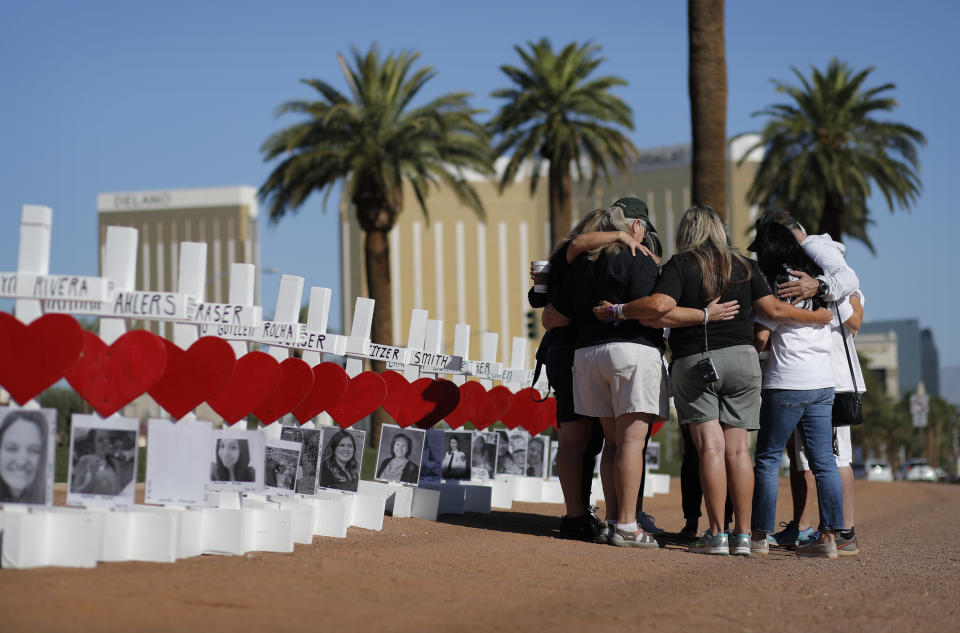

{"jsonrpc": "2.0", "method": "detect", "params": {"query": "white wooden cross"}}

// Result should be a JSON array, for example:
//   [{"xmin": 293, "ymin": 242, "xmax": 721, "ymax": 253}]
[
  {"xmin": 13, "ymin": 205, "xmax": 53, "ymax": 325},
  {"xmin": 344, "ymin": 297, "xmax": 375, "ymax": 378},
  {"xmin": 451, "ymin": 323, "xmax": 471, "ymax": 386}
]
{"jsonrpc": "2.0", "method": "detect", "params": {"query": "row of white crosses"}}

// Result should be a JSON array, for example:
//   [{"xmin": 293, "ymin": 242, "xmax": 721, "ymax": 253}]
[
  {"xmin": 2, "ymin": 205, "xmax": 549, "ymax": 426},
  {"xmin": 0, "ymin": 204, "xmax": 562, "ymax": 569}
]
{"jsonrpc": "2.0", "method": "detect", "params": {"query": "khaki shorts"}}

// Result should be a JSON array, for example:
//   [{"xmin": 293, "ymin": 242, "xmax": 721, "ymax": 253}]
[
  {"xmin": 572, "ymin": 342, "xmax": 669, "ymax": 420},
  {"xmin": 795, "ymin": 423, "xmax": 852, "ymax": 469},
  {"xmin": 670, "ymin": 345, "xmax": 762, "ymax": 430}
]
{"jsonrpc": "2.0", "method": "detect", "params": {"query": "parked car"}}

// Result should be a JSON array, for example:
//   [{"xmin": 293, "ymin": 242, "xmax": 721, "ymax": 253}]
[
  {"xmin": 865, "ymin": 461, "xmax": 894, "ymax": 482},
  {"xmin": 850, "ymin": 462, "xmax": 867, "ymax": 480},
  {"xmin": 902, "ymin": 459, "xmax": 937, "ymax": 482}
]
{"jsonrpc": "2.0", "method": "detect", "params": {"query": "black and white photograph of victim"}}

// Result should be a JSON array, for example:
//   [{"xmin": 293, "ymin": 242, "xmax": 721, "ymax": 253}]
[
  {"xmin": 263, "ymin": 438, "xmax": 302, "ymax": 495},
  {"xmin": 525, "ymin": 435, "xmax": 548, "ymax": 478},
  {"xmin": 67, "ymin": 414, "xmax": 138, "ymax": 508},
  {"xmin": 470, "ymin": 431, "xmax": 498, "ymax": 480},
  {"xmin": 495, "ymin": 429, "xmax": 528, "ymax": 475},
  {"xmin": 419, "ymin": 428, "xmax": 445, "ymax": 482},
  {"xmin": 375, "ymin": 424, "xmax": 425, "ymax": 485},
  {"xmin": 318, "ymin": 426, "xmax": 365, "ymax": 492},
  {"xmin": 0, "ymin": 406, "xmax": 56, "ymax": 506},
  {"xmin": 549, "ymin": 440, "xmax": 559, "ymax": 480},
  {"xmin": 209, "ymin": 429, "xmax": 266, "ymax": 492},
  {"xmin": 280, "ymin": 426, "xmax": 323, "ymax": 495},
  {"xmin": 440, "ymin": 430, "xmax": 472, "ymax": 480}
]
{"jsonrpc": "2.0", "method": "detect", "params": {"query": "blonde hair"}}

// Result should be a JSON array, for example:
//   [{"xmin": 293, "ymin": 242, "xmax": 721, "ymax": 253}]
[
  {"xmin": 550, "ymin": 208, "xmax": 606, "ymax": 257},
  {"xmin": 675, "ymin": 204, "xmax": 751, "ymax": 302},
  {"xmin": 585, "ymin": 206, "xmax": 638, "ymax": 262}
]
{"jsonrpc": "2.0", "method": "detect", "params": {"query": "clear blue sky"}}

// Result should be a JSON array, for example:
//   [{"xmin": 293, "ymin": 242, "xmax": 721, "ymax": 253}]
[{"xmin": 2, "ymin": 0, "xmax": 957, "ymax": 369}]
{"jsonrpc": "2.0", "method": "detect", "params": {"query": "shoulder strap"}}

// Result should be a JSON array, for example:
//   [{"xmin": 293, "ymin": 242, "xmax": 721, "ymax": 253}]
[{"xmin": 833, "ymin": 302, "xmax": 858, "ymax": 392}]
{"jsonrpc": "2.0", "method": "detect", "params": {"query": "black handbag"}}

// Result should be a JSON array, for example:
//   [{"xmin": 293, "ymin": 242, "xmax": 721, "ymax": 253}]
[{"xmin": 832, "ymin": 303, "xmax": 863, "ymax": 427}]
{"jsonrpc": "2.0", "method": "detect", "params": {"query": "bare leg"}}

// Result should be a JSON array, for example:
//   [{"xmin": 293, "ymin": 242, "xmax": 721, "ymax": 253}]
[
  {"xmin": 599, "ymin": 417, "xmax": 617, "ymax": 523},
  {"xmin": 688, "ymin": 419, "xmax": 726, "ymax": 535},
  {"xmin": 723, "ymin": 424, "xmax": 753, "ymax": 535},
  {"xmin": 612, "ymin": 413, "xmax": 653, "ymax": 524},
  {"xmin": 839, "ymin": 465, "xmax": 855, "ymax": 529},
  {"xmin": 557, "ymin": 419, "xmax": 592, "ymax": 517}
]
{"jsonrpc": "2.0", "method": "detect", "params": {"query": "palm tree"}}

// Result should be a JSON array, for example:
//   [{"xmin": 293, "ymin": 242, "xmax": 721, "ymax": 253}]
[
  {"xmin": 688, "ymin": 0, "xmax": 728, "ymax": 219},
  {"xmin": 739, "ymin": 58, "xmax": 925, "ymax": 249},
  {"xmin": 259, "ymin": 45, "xmax": 493, "ymax": 442},
  {"xmin": 489, "ymin": 39, "xmax": 638, "ymax": 247}
]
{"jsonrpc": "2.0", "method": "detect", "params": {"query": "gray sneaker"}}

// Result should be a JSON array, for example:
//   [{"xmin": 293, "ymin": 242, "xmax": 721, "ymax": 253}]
[
  {"xmin": 796, "ymin": 539, "xmax": 838, "ymax": 559},
  {"xmin": 836, "ymin": 533, "xmax": 860, "ymax": 556},
  {"xmin": 595, "ymin": 523, "xmax": 613, "ymax": 545},
  {"xmin": 609, "ymin": 527, "xmax": 659, "ymax": 548},
  {"xmin": 729, "ymin": 533, "xmax": 751, "ymax": 556},
  {"xmin": 690, "ymin": 530, "xmax": 729, "ymax": 555}
]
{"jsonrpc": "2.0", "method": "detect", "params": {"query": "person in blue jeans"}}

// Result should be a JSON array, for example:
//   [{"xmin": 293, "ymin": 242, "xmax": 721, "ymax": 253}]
[{"xmin": 750, "ymin": 219, "xmax": 844, "ymax": 558}]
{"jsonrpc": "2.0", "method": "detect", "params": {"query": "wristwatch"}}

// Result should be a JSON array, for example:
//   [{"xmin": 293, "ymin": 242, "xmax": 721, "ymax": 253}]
[{"xmin": 816, "ymin": 279, "xmax": 828, "ymax": 299}]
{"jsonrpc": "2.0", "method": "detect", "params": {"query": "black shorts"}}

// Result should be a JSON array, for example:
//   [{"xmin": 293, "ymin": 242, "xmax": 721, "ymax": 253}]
[{"xmin": 546, "ymin": 342, "xmax": 578, "ymax": 424}]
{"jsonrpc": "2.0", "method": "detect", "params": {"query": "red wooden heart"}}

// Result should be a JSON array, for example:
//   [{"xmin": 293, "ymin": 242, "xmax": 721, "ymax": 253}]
[
  {"xmin": 443, "ymin": 381, "xmax": 487, "ymax": 429},
  {"xmin": 398, "ymin": 378, "xmax": 434, "ymax": 428},
  {"xmin": 407, "ymin": 379, "xmax": 460, "ymax": 429},
  {"xmin": 523, "ymin": 396, "xmax": 557, "ymax": 436},
  {"xmin": 327, "ymin": 371, "xmax": 387, "ymax": 429},
  {"xmin": 147, "ymin": 337, "xmax": 236, "ymax": 420},
  {"xmin": 66, "ymin": 330, "xmax": 168, "ymax": 418},
  {"xmin": 292, "ymin": 362, "xmax": 350, "ymax": 424},
  {"xmin": 470, "ymin": 385, "xmax": 512, "ymax": 430},
  {"xmin": 207, "ymin": 351, "xmax": 281, "ymax": 424},
  {"xmin": 379, "ymin": 370, "xmax": 411, "ymax": 424},
  {"xmin": 0, "ymin": 313, "xmax": 85, "ymax": 405},
  {"xmin": 252, "ymin": 357, "xmax": 314, "ymax": 424},
  {"xmin": 651, "ymin": 420, "xmax": 665, "ymax": 436},
  {"xmin": 502, "ymin": 388, "xmax": 542, "ymax": 430}
]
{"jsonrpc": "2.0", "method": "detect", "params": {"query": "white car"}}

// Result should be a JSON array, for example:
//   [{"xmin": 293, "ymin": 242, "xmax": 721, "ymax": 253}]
[
  {"xmin": 903, "ymin": 459, "xmax": 937, "ymax": 482},
  {"xmin": 866, "ymin": 461, "xmax": 894, "ymax": 482}
]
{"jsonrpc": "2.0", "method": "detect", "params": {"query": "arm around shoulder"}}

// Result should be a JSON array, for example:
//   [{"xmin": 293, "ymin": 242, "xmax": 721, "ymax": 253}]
[{"xmin": 753, "ymin": 295, "xmax": 832, "ymax": 326}]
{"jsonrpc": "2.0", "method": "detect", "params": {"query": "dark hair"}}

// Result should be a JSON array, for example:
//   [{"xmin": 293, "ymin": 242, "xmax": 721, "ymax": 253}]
[
  {"xmin": 0, "ymin": 409, "xmax": 49, "ymax": 504},
  {"xmin": 391, "ymin": 432, "xmax": 412, "ymax": 457},
  {"xmin": 448, "ymin": 436, "xmax": 460, "ymax": 450},
  {"xmin": 323, "ymin": 430, "xmax": 358, "ymax": 469},
  {"xmin": 753, "ymin": 222, "xmax": 826, "ymax": 309},
  {"xmin": 214, "ymin": 437, "xmax": 253, "ymax": 482}
]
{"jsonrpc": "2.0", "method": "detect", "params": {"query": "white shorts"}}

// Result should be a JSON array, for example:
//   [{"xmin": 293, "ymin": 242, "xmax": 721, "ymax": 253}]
[
  {"xmin": 572, "ymin": 342, "xmax": 669, "ymax": 420},
  {"xmin": 795, "ymin": 424, "xmax": 852, "ymax": 470}
]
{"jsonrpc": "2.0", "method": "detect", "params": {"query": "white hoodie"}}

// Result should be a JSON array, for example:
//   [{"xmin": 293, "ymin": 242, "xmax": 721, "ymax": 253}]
[{"xmin": 801, "ymin": 234, "xmax": 866, "ymax": 393}]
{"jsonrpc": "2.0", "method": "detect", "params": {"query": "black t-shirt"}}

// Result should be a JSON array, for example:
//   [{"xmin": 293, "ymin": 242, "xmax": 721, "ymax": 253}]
[
  {"xmin": 653, "ymin": 253, "xmax": 771, "ymax": 359},
  {"xmin": 531, "ymin": 243, "xmax": 575, "ymax": 346},
  {"xmin": 555, "ymin": 246, "xmax": 664, "ymax": 350}
]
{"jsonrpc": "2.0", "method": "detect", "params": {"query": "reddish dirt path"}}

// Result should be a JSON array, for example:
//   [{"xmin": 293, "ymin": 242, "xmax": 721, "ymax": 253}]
[{"xmin": 2, "ymin": 479, "xmax": 958, "ymax": 633}]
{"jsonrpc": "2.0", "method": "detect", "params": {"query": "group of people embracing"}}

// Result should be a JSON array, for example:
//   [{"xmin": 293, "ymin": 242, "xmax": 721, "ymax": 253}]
[{"xmin": 533, "ymin": 197, "xmax": 865, "ymax": 559}]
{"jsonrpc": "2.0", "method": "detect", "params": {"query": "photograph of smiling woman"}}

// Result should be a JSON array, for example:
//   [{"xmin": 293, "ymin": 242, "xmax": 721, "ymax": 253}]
[
  {"xmin": 208, "ymin": 429, "xmax": 265, "ymax": 493},
  {"xmin": 0, "ymin": 407, "xmax": 56, "ymax": 506}
]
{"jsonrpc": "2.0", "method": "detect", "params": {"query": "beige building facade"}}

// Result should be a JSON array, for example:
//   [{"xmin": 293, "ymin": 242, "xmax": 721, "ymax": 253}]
[
  {"xmin": 340, "ymin": 138, "xmax": 763, "ymax": 367},
  {"xmin": 97, "ymin": 186, "xmax": 260, "ymax": 335}
]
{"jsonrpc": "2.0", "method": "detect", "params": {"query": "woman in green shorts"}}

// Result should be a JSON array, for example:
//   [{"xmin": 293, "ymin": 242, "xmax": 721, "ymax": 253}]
[{"xmin": 595, "ymin": 205, "xmax": 829, "ymax": 556}]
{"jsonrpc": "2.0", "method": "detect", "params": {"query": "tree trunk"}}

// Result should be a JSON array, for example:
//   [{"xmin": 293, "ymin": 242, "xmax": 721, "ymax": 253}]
[
  {"xmin": 818, "ymin": 192, "xmax": 845, "ymax": 241},
  {"xmin": 364, "ymin": 228, "xmax": 393, "ymax": 448},
  {"xmin": 688, "ymin": 0, "xmax": 728, "ymax": 219},
  {"xmin": 548, "ymin": 158, "xmax": 572, "ymax": 248}
]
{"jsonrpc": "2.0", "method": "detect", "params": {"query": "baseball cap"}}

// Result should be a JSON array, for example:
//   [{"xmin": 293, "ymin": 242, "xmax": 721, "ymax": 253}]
[{"xmin": 610, "ymin": 197, "xmax": 657, "ymax": 234}]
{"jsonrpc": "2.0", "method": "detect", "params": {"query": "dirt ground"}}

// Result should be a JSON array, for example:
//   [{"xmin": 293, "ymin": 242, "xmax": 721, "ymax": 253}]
[{"xmin": 1, "ymin": 479, "xmax": 958, "ymax": 633}]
